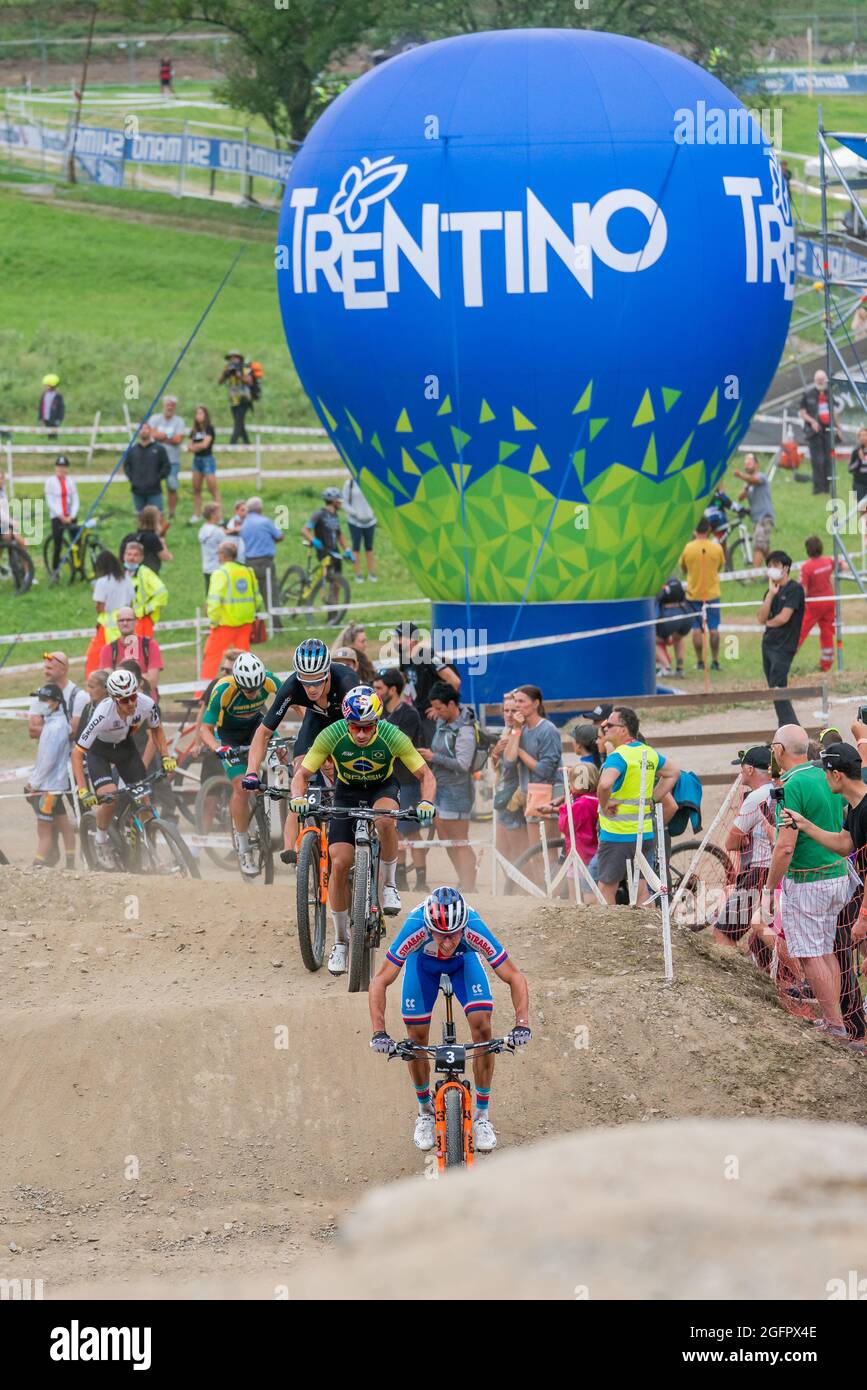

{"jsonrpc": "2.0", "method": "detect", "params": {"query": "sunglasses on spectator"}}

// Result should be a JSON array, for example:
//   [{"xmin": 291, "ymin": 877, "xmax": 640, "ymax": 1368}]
[
  {"xmin": 737, "ymin": 744, "xmax": 771, "ymax": 760},
  {"xmin": 600, "ymin": 721, "xmax": 624, "ymax": 732}
]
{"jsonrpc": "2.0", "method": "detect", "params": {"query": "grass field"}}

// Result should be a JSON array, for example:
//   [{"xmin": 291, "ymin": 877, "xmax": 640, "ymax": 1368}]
[{"xmin": 0, "ymin": 188, "xmax": 305, "ymax": 427}]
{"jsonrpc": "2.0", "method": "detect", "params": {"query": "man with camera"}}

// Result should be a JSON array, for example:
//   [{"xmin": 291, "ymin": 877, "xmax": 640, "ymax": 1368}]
[
  {"xmin": 799, "ymin": 369, "xmax": 842, "ymax": 495},
  {"xmin": 760, "ymin": 725, "xmax": 852, "ymax": 1042}
]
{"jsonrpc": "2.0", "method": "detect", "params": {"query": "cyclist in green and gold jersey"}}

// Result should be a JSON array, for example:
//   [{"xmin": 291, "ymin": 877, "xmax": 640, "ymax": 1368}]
[
  {"xmin": 200, "ymin": 651, "xmax": 280, "ymax": 876},
  {"xmin": 288, "ymin": 684, "xmax": 436, "ymax": 975}
]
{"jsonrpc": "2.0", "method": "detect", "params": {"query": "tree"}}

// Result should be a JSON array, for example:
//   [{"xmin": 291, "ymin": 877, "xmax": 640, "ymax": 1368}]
[
  {"xmin": 124, "ymin": 0, "xmax": 377, "ymax": 145},
  {"xmin": 126, "ymin": 0, "xmax": 774, "ymax": 147},
  {"xmin": 375, "ymin": 0, "xmax": 774, "ymax": 92}
]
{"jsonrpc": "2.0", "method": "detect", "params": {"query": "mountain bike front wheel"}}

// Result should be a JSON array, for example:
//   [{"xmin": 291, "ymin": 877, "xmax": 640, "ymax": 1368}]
[
  {"xmin": 246, "ymin": 797, "xmax": 274, "ymax": 885},
  {"xmin": 143, "ymin": 820, "xmax": 200, "ymax": 878},
  {"xmin": 348, "ymin": 843, "xmax": 371, "ymax": 993},
  {"xmin": 443, "ymin": 1085, "xmax": 465, "ymax": 1168},
  {"xmin": 296, "ymin": 830, "xmax": 327, "ymax": 971}
]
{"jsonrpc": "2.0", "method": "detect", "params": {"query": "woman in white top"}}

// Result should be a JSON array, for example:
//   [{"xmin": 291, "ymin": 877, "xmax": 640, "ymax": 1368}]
[{"xmin": 85, "ymin": 550, "xmax": 135, "ymax": 677}]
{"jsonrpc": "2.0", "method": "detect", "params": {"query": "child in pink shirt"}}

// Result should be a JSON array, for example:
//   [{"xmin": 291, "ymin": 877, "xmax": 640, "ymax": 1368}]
[{"xmin": 558, "ymin": 763, "xmax": 600, "ymax": 864}]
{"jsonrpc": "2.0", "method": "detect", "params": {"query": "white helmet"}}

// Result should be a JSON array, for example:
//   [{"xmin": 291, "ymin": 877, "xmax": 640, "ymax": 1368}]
[
  {"xmin": 107, "ymin": 669, "xmax": 139, "ymax": 699},
  {"xmin": 233, "ymin": 652, "xmax": 266, "ymax": 691}
]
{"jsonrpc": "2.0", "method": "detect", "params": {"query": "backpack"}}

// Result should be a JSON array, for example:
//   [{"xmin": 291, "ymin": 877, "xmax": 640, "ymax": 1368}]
[
  {"xmin": 249, "ymin": 360, "xmax": 264, "ymax": 402},
  {"xmin": 470, "ymin": 719, "xmax": 499, "ymax": 773},
  {"xmin": 778, "ymin": 439, "xmax": 801, "ymax": 470},
  {"xmin": 112, "ymin": 637, "xmax": 150, "ymax": 668},
  {"xmin": 443, "ymin": 712, "xmax": 498, "ymax": 774},
  {"xmin": 667, "ymin": 769, "xmax": 703, "ymax": 837}
]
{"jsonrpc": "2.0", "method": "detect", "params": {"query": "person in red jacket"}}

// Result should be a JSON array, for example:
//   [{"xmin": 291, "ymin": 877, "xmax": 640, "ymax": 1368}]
[{"xmin": 797, "ymin": 535, "xmax": 835, "ymax": 672}]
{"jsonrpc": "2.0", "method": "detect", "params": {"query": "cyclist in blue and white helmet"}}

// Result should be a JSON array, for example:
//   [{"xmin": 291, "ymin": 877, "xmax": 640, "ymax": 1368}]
[
  {"xmin": 368, "ymin": 885, "xmax": 531, "ymax": 1156},
  {"xmin": 293, "ymin": 637, "xmax": 331, "ymax": 680},
  {"xmin": 242, "ymin": 636, "xmax": 357, "ymax": 871}
]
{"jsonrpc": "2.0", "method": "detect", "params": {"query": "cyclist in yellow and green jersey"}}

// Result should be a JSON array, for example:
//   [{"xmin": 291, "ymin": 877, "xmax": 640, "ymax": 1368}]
[
  {"xmin": 287, "ymin": 685, "xmax": 437, "ymax": 976},
  {"xmin": 199, "ymin": 652, "xmax": 279, "ymax": 877}
]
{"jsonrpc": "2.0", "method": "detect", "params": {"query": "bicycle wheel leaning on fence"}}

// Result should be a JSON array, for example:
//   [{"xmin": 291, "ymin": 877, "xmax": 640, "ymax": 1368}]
[
  {"xmin": 0, "ymin": 537, "xmax": 34, "ymax": 594},
  {"xmin": 667, "ymin": 839, "xmax": 734, "ymax": 928}
]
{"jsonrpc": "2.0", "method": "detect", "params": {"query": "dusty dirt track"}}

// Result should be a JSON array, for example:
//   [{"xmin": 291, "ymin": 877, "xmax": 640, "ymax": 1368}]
[{"xmin": 1, "ymin": 860, "xmax": 866, "ymax": 1298}]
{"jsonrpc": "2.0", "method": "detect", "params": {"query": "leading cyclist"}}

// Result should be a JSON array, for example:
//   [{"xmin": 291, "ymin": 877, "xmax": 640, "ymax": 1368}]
[
  {"xmin": 368, "ymin": 886, "xmax": 531, "ymax": 1153},
  {"xmin": 198, "ymin": 652, "xmax": 280, "ymax": 876},
  {"xmin": 72, "ymin": 669, "xmax": 176, "ymax": 866},
  {"xmin": 280, "ymin": 684, "xmax": 436, "ymax": 975}
]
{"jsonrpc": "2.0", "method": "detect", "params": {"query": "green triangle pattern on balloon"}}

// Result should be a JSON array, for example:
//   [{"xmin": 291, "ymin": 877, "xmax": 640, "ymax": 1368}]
[{"xmin": 324, "ymin": 385, "xmax": 733, "ymax": 604}]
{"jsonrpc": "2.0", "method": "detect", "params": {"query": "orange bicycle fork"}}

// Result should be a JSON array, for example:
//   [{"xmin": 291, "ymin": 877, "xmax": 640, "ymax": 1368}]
[{"xmin": 296, "ymin": 822, "xmax": 330, "ymax": 901}]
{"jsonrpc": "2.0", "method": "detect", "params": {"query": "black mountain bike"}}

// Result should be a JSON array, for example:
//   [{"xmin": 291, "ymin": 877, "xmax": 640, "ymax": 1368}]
[
  {"xmin": 278, "ymin": 541, "xmax": 350, "ymax": 627},
  {"xmin": 43, "ymin": 516, "xmax": 103, "ymax": 584},
  {"xmin": 79, "ymin": 770, "xmax": 200, "ymax": 877}
]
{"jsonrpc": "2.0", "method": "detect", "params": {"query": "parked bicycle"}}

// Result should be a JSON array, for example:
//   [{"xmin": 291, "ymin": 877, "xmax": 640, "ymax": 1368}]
[
  {"xmin": 392, "ymin": 975, "xmax": 516, "ymax": 1170},
  {"xmin": 0, "ymin": 534, "xmax": 34, "ymax": 594},
  {"xmin": 278, "ymin": 540, "xmax": 350, "ymax": 627},
  {"xmin": 43, "ymin": 513, "xmax": 112, "ymax": 584},
  {"xmin": 79, "ymin": 770, "xmax": 200, "ymax": 877},
  {"xmin": 703, "ymin": 489, "xmax": 754, "ymax": 583}
]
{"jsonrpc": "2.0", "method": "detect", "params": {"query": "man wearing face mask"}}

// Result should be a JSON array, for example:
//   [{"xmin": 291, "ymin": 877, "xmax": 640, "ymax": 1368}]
[
  {"xmin": 757, "ymin": 550, "xmax": 804, "ymax": 727},
  {"xmin": 123, "ymin": 539, "xmax": 168, "ymax": 639}
]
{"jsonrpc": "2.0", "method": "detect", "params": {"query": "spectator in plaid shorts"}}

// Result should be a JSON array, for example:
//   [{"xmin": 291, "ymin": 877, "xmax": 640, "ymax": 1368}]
[
  {"xmin": 761, "ymin": 725, "xmax": 852, "ymax": 1042},
  {"xmin": 716, "ymin": 746, "xmax": 773, "ymax": 971},
  {"xmin": 782, "ymin": 740, "xmax": 867, "ymax": 1045}
]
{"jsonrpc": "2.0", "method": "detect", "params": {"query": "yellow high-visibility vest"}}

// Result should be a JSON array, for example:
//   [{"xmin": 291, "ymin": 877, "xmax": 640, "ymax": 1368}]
[
  {"xmin": 597, "ymin": 740, "xmax": 659, "ymax": 839},
  {"xmin": 132, "ymin": 564, "xmax": 168, "ymax": 623},
  {"xmin": 207, "ymin": 561, "xmax": 260, "ymax": 626}
]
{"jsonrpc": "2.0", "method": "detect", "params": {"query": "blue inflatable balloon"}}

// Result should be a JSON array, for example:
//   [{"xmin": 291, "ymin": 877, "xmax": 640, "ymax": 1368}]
[{"xmin": 277, "ymin": 28, "xmax": 793, "ymax": 700}]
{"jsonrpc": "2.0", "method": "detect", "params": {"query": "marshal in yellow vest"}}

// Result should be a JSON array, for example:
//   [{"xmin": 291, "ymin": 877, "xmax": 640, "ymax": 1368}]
[{"xmin": 597, "ymin": 740, "xmax": 660, "ymax": 840}]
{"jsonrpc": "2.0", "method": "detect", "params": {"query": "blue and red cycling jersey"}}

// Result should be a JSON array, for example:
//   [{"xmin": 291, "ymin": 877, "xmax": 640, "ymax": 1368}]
[{"xmin": 386, "ymin": 907, "xmax": 508, "ymax": 970}]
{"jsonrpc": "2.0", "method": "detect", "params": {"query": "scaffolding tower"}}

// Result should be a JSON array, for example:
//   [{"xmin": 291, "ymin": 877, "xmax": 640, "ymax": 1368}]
[{"xmin": 817, "ymin": 111, "xmax": 867, "ymax": 671}]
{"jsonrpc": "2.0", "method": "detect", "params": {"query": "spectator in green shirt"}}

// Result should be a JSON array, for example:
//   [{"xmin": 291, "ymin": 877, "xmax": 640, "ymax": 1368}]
[{"xmin": 761, "ymin": 724, "xmax": 852, "ymax": 1041}]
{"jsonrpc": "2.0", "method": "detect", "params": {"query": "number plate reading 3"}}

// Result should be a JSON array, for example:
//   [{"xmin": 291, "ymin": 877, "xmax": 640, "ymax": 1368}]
[{"xmin": 435, "ymin": 1045, "xmax": 466, "ymax": 1072}]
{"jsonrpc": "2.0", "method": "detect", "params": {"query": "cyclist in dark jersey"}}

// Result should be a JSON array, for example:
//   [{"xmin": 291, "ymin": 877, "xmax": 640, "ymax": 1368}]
[
  {"xmin": 199, "ymin": 651, "xmax": 279, "ymax": 876},
  {"xmin": 281, "ymin": 684, "xmax": 436, "ymax": 976},
  {"xmin": 302, "ymin": 487, "xmax": 351, "ymax": 573},
  {"xmin": 244, "ymin": 638, "xmax": 357, "ymax": 864}
]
